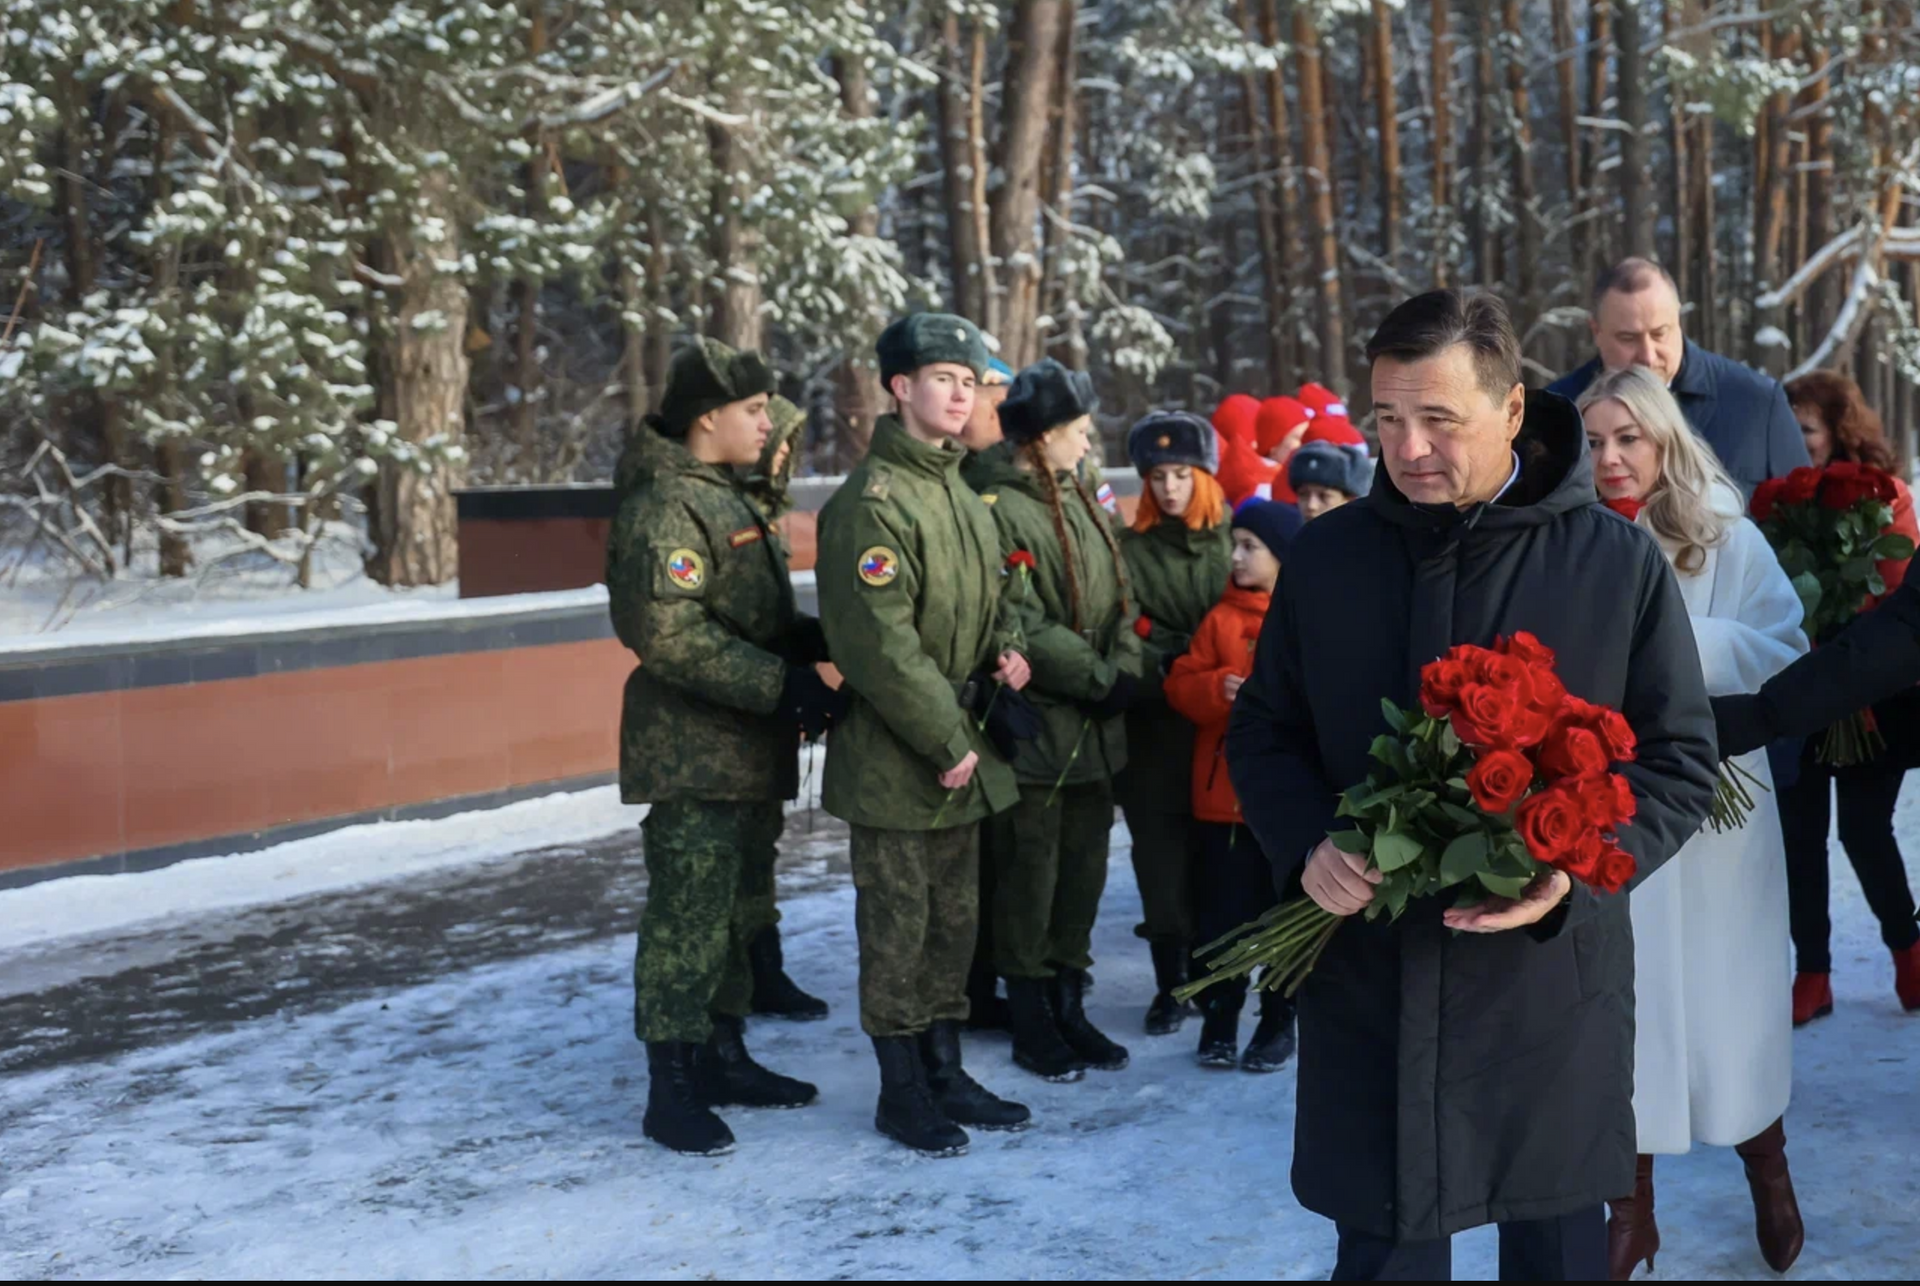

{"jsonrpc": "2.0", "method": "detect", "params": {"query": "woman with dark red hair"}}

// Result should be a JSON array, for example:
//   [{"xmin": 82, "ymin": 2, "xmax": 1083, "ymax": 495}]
[{"xmin": 1779, "ymin": 370, "xmax": 1920, "ymax": 1024}]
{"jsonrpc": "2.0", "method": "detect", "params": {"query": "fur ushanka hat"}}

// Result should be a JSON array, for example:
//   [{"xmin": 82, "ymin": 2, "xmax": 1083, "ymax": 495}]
[{"xmin": 1127, "ymin": 410, "xmax": 1220, "ymax": 476}]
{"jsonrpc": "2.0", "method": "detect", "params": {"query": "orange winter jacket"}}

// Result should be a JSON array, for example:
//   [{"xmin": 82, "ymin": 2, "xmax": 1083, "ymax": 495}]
[{"xmin": 1164, "ymin": 584, "xmax": 1271, "ymax": 823}]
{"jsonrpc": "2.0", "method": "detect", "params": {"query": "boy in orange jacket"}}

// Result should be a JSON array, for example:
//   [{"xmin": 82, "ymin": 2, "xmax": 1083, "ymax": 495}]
[{"xmin": 1165, "ymin": 499, "xmax": 1302, "ymax": 1072}]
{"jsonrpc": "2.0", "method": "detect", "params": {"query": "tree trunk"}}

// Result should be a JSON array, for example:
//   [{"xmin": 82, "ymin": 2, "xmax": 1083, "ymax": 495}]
[
  {"xmin": 149, "ymin": 105, "xmax": 192, "ymax": 577},
  {"xmin": 1681, "ymin": 3, "xmax": 1716, "ymax": 351},
  {"xmin": 1551, "ymin": 0, "xmax": 1583, "ymax": 289},
  {"xmin": 1467, "ymin": 4, "xmax": 1497, "ymax": 283},
  {"xmin": 1665, "ymin": 0, "xmax": 1690, "ymax": 300},
  {"xmin": 1255, "ymin": 0, "xmax": 1300, "ymax": 376},
  {"xmin": 1037, "ymin": 0, "xmax": 1082, "ymax": 368},
  {"xmin": 1371, "ymin": 0, "xmax": 1403, "ymax": 270},
  {"xmin": 833, "ymin": 52, "xmax": 885, "ymax": 465},
  {"xmin": 365, "ymin": 172, "xmax": 468, "ymax": 588},
  {"xmin": 1502, "ymin": 0, "xmax": 1538, "ymax": 348},
  {"xmin": 608, "ymin": 162, "xmax": 648, "ymax": 437},
  {"xmin": 935, "ymin": 12, "xmax": 989, "ymax": 323},
  {"xmin": 1429, "ymin": 0, "xmax": 1454, "ymax": 287},
  {"xmin": 1293, "ymin": 8, "xmax": 1347, "ymax": 387},
  {"xmin": 1752, "ymin": 25, "xmax": 1797, "ymax": 370},
  {"xmin": 509, "ymin": 2, "xmax": 550, "ymax": 476},
  {"xmin": 1238, "ymin": 0, "xmax": 1292, "ymax": 382},
  {"xmin": 992, "ymin": 0, "xmax": 1068, "ymax": 368},
  {"xmin": 1584, "ymin": 0, "xmax": 1613, "ymax": 272},
  {"xmin": 1804, "ymin": 40, "xmax": 1836, "ymax": 343},
  {"xmin": 1615, "ymin": 0, "xmax": 1651, "ymax": 259},
  {"xmin": 706, "ymin": 79, "xmax": 763, "ymax": 350},
  {"xmin": 643, "ymin": 201, "xmax": 672, "ymax": 409}
]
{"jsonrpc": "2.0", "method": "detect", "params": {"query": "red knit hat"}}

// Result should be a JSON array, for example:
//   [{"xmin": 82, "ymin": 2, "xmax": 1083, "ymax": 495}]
[
  {"xmin": 1255, "ymin": 396, "xmax": 1313, "ymax": 457},
  {"xmin": 1217, "ymin": 433, "xmax": 1285, "ymax": 506},
  {"xmin": 1297, "ymin": 382, "xmax": 1349, "ymax": 420},
  {"xmin": 1298, "ymin": 382, "xmax": 1363, "ymax": 448},
  {"xmin": 1212, "ymin": 394, "xmax": 1262, "ymax": 448}
]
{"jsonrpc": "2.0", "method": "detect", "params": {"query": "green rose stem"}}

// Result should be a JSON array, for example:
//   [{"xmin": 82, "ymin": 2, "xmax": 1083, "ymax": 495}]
[
  {"xmin": 1707, "ymin": 758, "xmax": 1770, "ymax": 834},
  {"xmin": 1819, "ymin": 709, "xmax": 1884, "ymax": 767},
  {"xmin": 1175, "ymin": 898, "xmax": 1340, "ymax": 1003},
  {"xmin": 1044, "ymin": 717, "xmax": 1092, "ymax": 809}
]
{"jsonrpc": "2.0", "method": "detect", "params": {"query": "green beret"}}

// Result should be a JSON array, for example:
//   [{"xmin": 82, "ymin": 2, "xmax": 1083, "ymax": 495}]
[
  {"xmin": 875, "ymin": 313, "xmax": 989, "ymax": 387},
  {"xmin": 658, "ymin": 337, "xmax": 778, "ymax": 438}
]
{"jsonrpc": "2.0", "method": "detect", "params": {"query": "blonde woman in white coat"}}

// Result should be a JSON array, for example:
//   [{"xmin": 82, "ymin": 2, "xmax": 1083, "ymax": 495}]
[{"xmin": 1578, "ymin": 365, "xmax": 1810, "ymax": 1281}]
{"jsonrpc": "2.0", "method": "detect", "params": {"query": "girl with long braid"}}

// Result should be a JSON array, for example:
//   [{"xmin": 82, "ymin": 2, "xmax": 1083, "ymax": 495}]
[{"xmin": 970, "ymin": 359, "xmax": 1146, "ymax": 1081}]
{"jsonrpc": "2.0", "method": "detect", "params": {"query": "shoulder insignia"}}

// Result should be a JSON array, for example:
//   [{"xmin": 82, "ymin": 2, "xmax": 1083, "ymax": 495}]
[
  {"xmin": 728, "ymin": 526, "xmax": 764, "ymax": 548},
  {"xmin": 857, "ymin": 546, "xmax": 900, "ymax": 587},
  {"xmin": 980, "ymin": 492, "xmax": 998, "ymax": 506},
  {"xmin": 665, "ymin": 548, "xmax": 705, "ymax": 590},
  {"xmin": 864, "ymin": 467, "xmax": 893, "ymax": 501},
  {"xmin": 1095, "ymin": 482, "xmax": 1119, "ymax": 515}
]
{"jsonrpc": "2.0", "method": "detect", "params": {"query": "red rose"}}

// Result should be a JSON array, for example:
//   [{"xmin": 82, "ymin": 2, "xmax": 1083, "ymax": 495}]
[
  {"xmin": 1134, "ymin": 615, "xmax": 1154, "ymax": 640},
  {"xmin": 1516, "ymin": 784, "xmax": 1587, "ymax": 863},
  {"xmin": 1818, "ymin": 467, "xmax": 1868, "ymax": 511},
  {"xmin": 1467, "ymin": 748, "xmax": 1535, "ymax": 814},
  {"xmin": 1507, "ymin": 701, "xmax": 1556, "ymax": 749},
  {"xmin": 1451, "ymin": 683, "xmax": 1520, "ymax": 748},
  {"xmin": 1591, "ymin": 708, "xmax": 1637, "ymax": 762},
  {"xmin": 1007, "ymin": 550, "xmax": 1038, "ymax": 571},
  {"xmin": 1540, "ymin": 724, "xmax": 1609, "ymax": 781},
  {"xmin": 1420, "ymin": 657, "xmax": 1474, "ymax": 717},
  {"xmin": 1593, "ymin": 842, "xmax": 1637, "ymax": 894},
  {"xmin": 1782, "ymin": 467, "xmax": 1821, "ymax": 506},
  {"xmin": 1500, "ymin": 632, "xmax": 1557, "ymax": 670},
  {"xmin": 1603, "ymin": 773, "xmax": 1637, "ymax": 826},
  {"xmin": 1525, "ymin": 667, "xmax": 1568, "ymax": 713},
  {"xmin": 1572, "ymin": 772, "xmax": 1636, "ymax": 829},
  {"xmin": 1869, "ymin": 468, "xmax": 1900, "ymax": 504},
  {"xmin": 1750, "ymin": 479, "xmax": 1783, "ymax": 523},
  {"xmin": 1559, "ymin": 830, "xmax": 1605, "ymax": 884}
]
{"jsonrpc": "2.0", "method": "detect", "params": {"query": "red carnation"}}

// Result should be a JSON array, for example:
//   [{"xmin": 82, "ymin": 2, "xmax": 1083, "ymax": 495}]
[
  {"xmin": 1451, "ymin": 682, "xmax": 1521, "ymax": 748},
  {"xmin": 1467, "ymin": 748, "xmax": 1534, "ymax": 814},
  {"xmin": 1516, "ymin": 784, "xmax": 1586, "ymax": 863},
  {"xmin": 1540, "ymin": 724, "xmax": 1610, "ymax": 781},
  {"xmin": 1006, "ymin": 550, "xmax": 1038, "ymax": 571}
]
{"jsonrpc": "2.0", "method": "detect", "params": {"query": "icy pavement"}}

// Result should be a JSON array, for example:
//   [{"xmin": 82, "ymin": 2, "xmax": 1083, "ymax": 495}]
[{"xmin": 3, "ymin": 800, "xmax": 1920, "ymax": 1279}]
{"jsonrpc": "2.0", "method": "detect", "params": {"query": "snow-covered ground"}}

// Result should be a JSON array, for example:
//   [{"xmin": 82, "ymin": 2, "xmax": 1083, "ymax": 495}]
[{"xmin": 2, "ymin": 789, "xmax": 1918, "ymax": 1279}]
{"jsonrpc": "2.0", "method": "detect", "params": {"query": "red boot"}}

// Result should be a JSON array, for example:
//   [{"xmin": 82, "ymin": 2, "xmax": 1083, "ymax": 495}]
[
  {"xmin": 1895, "ymin": 941, "xmax": 1920, "ymax": 1011},
  {"xmin": 1792, "ymin": 973, "xmax": 1833, "ymax": 1026}
]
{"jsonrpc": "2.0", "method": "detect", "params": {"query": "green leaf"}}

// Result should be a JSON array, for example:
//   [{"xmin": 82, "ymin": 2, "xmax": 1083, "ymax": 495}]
[
  {"xmin": 1438, "ymin": 722, "xmax": 1462, "ymax": 758},
  {"xmin": 1843, "ymin": 555, "xmax": 1874, "ymax": 584},
  {"xmin": 1874, "ymin": 534, "xmax": 1917, "ymax": 560},
  {"xmin": 1790, "ymin": 571, "xmax": 1823, "ymax": 620},
  {"xmin": 1476, "ymin": 871, "xmax": 1532, "ymax": 898},
  {"xmin": 1868, "ymin": 572, "xmax": 1887, "ymax": 598},
  {"xmin": 1380, "ymin": 698, "xmax": 1408, "ymax": 734},
  {"xmin": 1330, "ymin": 829, "xmax": 1370, "ymax": 856},
  {"xmin": 1440, "ymin": 830, "xmax": 1492, "ymax": 885},
  {"xmin": 1446, "ymin": 776, "xmax": 1471, "ymax": 794},
  {"xmin": 1439, "ymin": 801, "xmax": 1484, "ymax": 829},
  {"xmin": 1372, "ymin": 828, "xmax": 1425, "ymax": 872}
]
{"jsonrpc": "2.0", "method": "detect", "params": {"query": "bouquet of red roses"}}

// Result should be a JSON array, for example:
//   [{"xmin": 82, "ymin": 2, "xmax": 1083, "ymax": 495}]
[
  {"xmin": 1178, "ymin": 633, "xmax": 1638, "ymax": 1001},
  {"xmin": 1751, "ymin": 462, "xmax": 1916, "ymax": 765}
]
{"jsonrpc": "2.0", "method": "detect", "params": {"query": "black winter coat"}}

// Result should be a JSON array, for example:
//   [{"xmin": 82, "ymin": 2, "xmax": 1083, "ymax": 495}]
[{"xmin": 1226, "ymin": 392, "xmax": 1718, "ymax": 1242}]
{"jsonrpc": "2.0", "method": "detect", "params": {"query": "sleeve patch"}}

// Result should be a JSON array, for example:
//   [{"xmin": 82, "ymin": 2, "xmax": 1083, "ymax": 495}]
[
  {"xmin": 728, "ymin": 526, "xmax": 764, "ymax": 548},
  {"xmin": 857, "ymin": 546, "xmax": 901, "ymax": 587},
  {"xmin": 665, "ymin": 548, "xmax": 706, "ymax": 590},
  {"xmin": 863, "ymin": 468, "xmax": 893, "ymax": 501},
  {"xmin": 1095, "ymin": 482, "xmax": 1118, "ymax": 514}
]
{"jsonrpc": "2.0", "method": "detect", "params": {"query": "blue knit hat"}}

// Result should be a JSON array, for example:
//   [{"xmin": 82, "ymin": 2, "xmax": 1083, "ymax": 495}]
[{"xmin": 1231, "ymin": 498, "xmax": 1304, "ymax": 558}]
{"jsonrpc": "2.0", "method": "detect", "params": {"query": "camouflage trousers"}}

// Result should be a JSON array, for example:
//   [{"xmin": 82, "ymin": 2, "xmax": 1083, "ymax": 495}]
[
  {"xmin": 736, "ymin": 811, "xmax": 784, "ymax": 939},
  {"xmin": 851, "ymin": 822, "xmax": 980, "ymax": 1038},
  {"xmin": 1122, "ymin": 804, "xmax": 1201, "ymax": 945},
  {"xmin": 632, "ymin": 798, "xmax": 784, "ymax": 1044},
  {"xmin": 990, "ymin": 780, "xmax": 1116, "ymax": 979}
]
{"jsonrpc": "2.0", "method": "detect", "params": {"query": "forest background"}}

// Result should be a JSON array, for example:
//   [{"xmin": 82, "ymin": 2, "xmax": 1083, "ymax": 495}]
[{"xmin": 4, "ymin": 0, "xmax": 1918, "ymax": 589}]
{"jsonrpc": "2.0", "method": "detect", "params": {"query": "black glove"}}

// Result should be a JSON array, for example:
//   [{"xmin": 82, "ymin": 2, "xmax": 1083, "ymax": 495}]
[
  {"xmin": 982, "ymin": 685, "xmax": 1045, "ymax": 762},
  {"xmin": 1078, "ymin": 670, "xmax": 1140, "ymax": 722},
  {"xmin": 788, "ymin": 617, "xmax": 830, "ymax": 666},
  {"xmin": 781, "ymin": 666, "xmax": 849, "ymax": 741},
  {"xmin": 1711, "ymin": 692, "xmax": 1773, "ymax": 761}
]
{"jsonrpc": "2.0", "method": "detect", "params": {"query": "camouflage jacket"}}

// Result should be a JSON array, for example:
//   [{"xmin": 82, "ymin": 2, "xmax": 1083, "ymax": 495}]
[
  {"xmin": 817, "ymin": 416, "xmax": 1021, "ymax": 830},
  {"xmin": 607, "ymin": 424, "xmax": 809, "ymax": 804},
  {"xmin": 970, "ymin": 449, "xmax": 1143, "ymax": 786},
  {"xmin": 1116, "ymin": 516, "xmax": 1233, "ymax": 813}
]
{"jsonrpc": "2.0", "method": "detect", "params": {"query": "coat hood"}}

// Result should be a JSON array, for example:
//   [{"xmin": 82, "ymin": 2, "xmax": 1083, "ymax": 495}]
[{"xmin": 1369, "ymin": 391, "xmax": 1596, "ymax": 533}]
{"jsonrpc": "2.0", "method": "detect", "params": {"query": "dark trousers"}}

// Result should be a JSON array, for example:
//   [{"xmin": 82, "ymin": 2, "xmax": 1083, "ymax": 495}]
[
  {"xmin": 1778, "ymin": 748, "xmax": 1920, "ymax": 974},
  {"xmin": 1332, "ymin": 1208, "xmax": 1606, "ymax": 1281},
  {"xmin": 1194, "ymin": 821, "xmax": 1278, "ymax": 1006}
]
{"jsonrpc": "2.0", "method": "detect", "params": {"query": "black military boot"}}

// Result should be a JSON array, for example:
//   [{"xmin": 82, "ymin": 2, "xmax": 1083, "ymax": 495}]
[
  {"xmin": 1240, "ymin": 986, "xmax": 1298, "ymax": 1073},
  {"xmin": 747, "ymin": 925, "xmax": 829, "ymax": 1021},
  {"xmin": 1052, "ymin": 969, "xmax": 1130, "ymax": 1070},
  {"xmin": 644, "ymin": 1042, "xmax": 735, "ymax": 1156},
  {"xmin": 697, "ymin": 1014, "xmax": 818, "ymax": 1109},
  {"xmin": 1004, "ymin": 976, "xmax": 1089, "ymax": 1082},
  {"xmin": 965, "ymin": 958, "xmax": 1010, "ymax": 1031},
  {"xmin": 1144, "ymin": 940, "xmax": 1194, "ymax": 1035},
  {"xmin": 921, "ymin": 1020, "xmax": 1031, "ymax": 1131},
  {"xmin": 1195, "ymin": 981, "xmax": 1245, "ymax": 1069},
  {"xmin": 872, "ymin": 1035, "xmax": 969, "ymax": 1157}
]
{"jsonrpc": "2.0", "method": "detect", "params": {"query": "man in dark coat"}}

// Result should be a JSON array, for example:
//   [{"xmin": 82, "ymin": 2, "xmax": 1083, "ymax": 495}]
[
  {"xmin": 1547, "ymin": 257, "xmax": 1808, "ymax": 496},
  {"xmin": 1715, "ymin": 575, "xmax": 1920, "ymax": 757},
  {"xmin": 1227, "ymin": 290, "xmax": 1719, "ymax": 1280}
]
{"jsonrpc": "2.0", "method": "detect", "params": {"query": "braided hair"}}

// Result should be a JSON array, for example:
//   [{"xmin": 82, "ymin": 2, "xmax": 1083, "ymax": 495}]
[{"xmin": 1023, "ymin": 438, "xmax": 1132, "ymax": 633}]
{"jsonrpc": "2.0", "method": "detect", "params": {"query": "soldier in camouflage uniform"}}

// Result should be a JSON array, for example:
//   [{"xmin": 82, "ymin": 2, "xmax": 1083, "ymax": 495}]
[
  {"xmin": 817, "ymin": 313, "xmax": 1039, "ymax": 1157},
  {"xmin": 1116, "ymin": 411, "xmax": 1233, "ymax": 1036},
  {"xmin": 608, "ymin": 340, "xmax": 846, "ymax": 1157},
  {"xmin": 972, "ymin": 358, "xmax": 1145, "ymax": 1082},
  {"xmin": 733, "ymin": 395, "xmax": 831, "ymax": 1022}
]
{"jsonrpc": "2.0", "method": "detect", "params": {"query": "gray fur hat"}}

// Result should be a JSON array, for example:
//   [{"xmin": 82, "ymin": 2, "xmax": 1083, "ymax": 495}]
[{"xmin": 1127, "ymin": 410, "xmax": 1220, "ymax": 476}]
